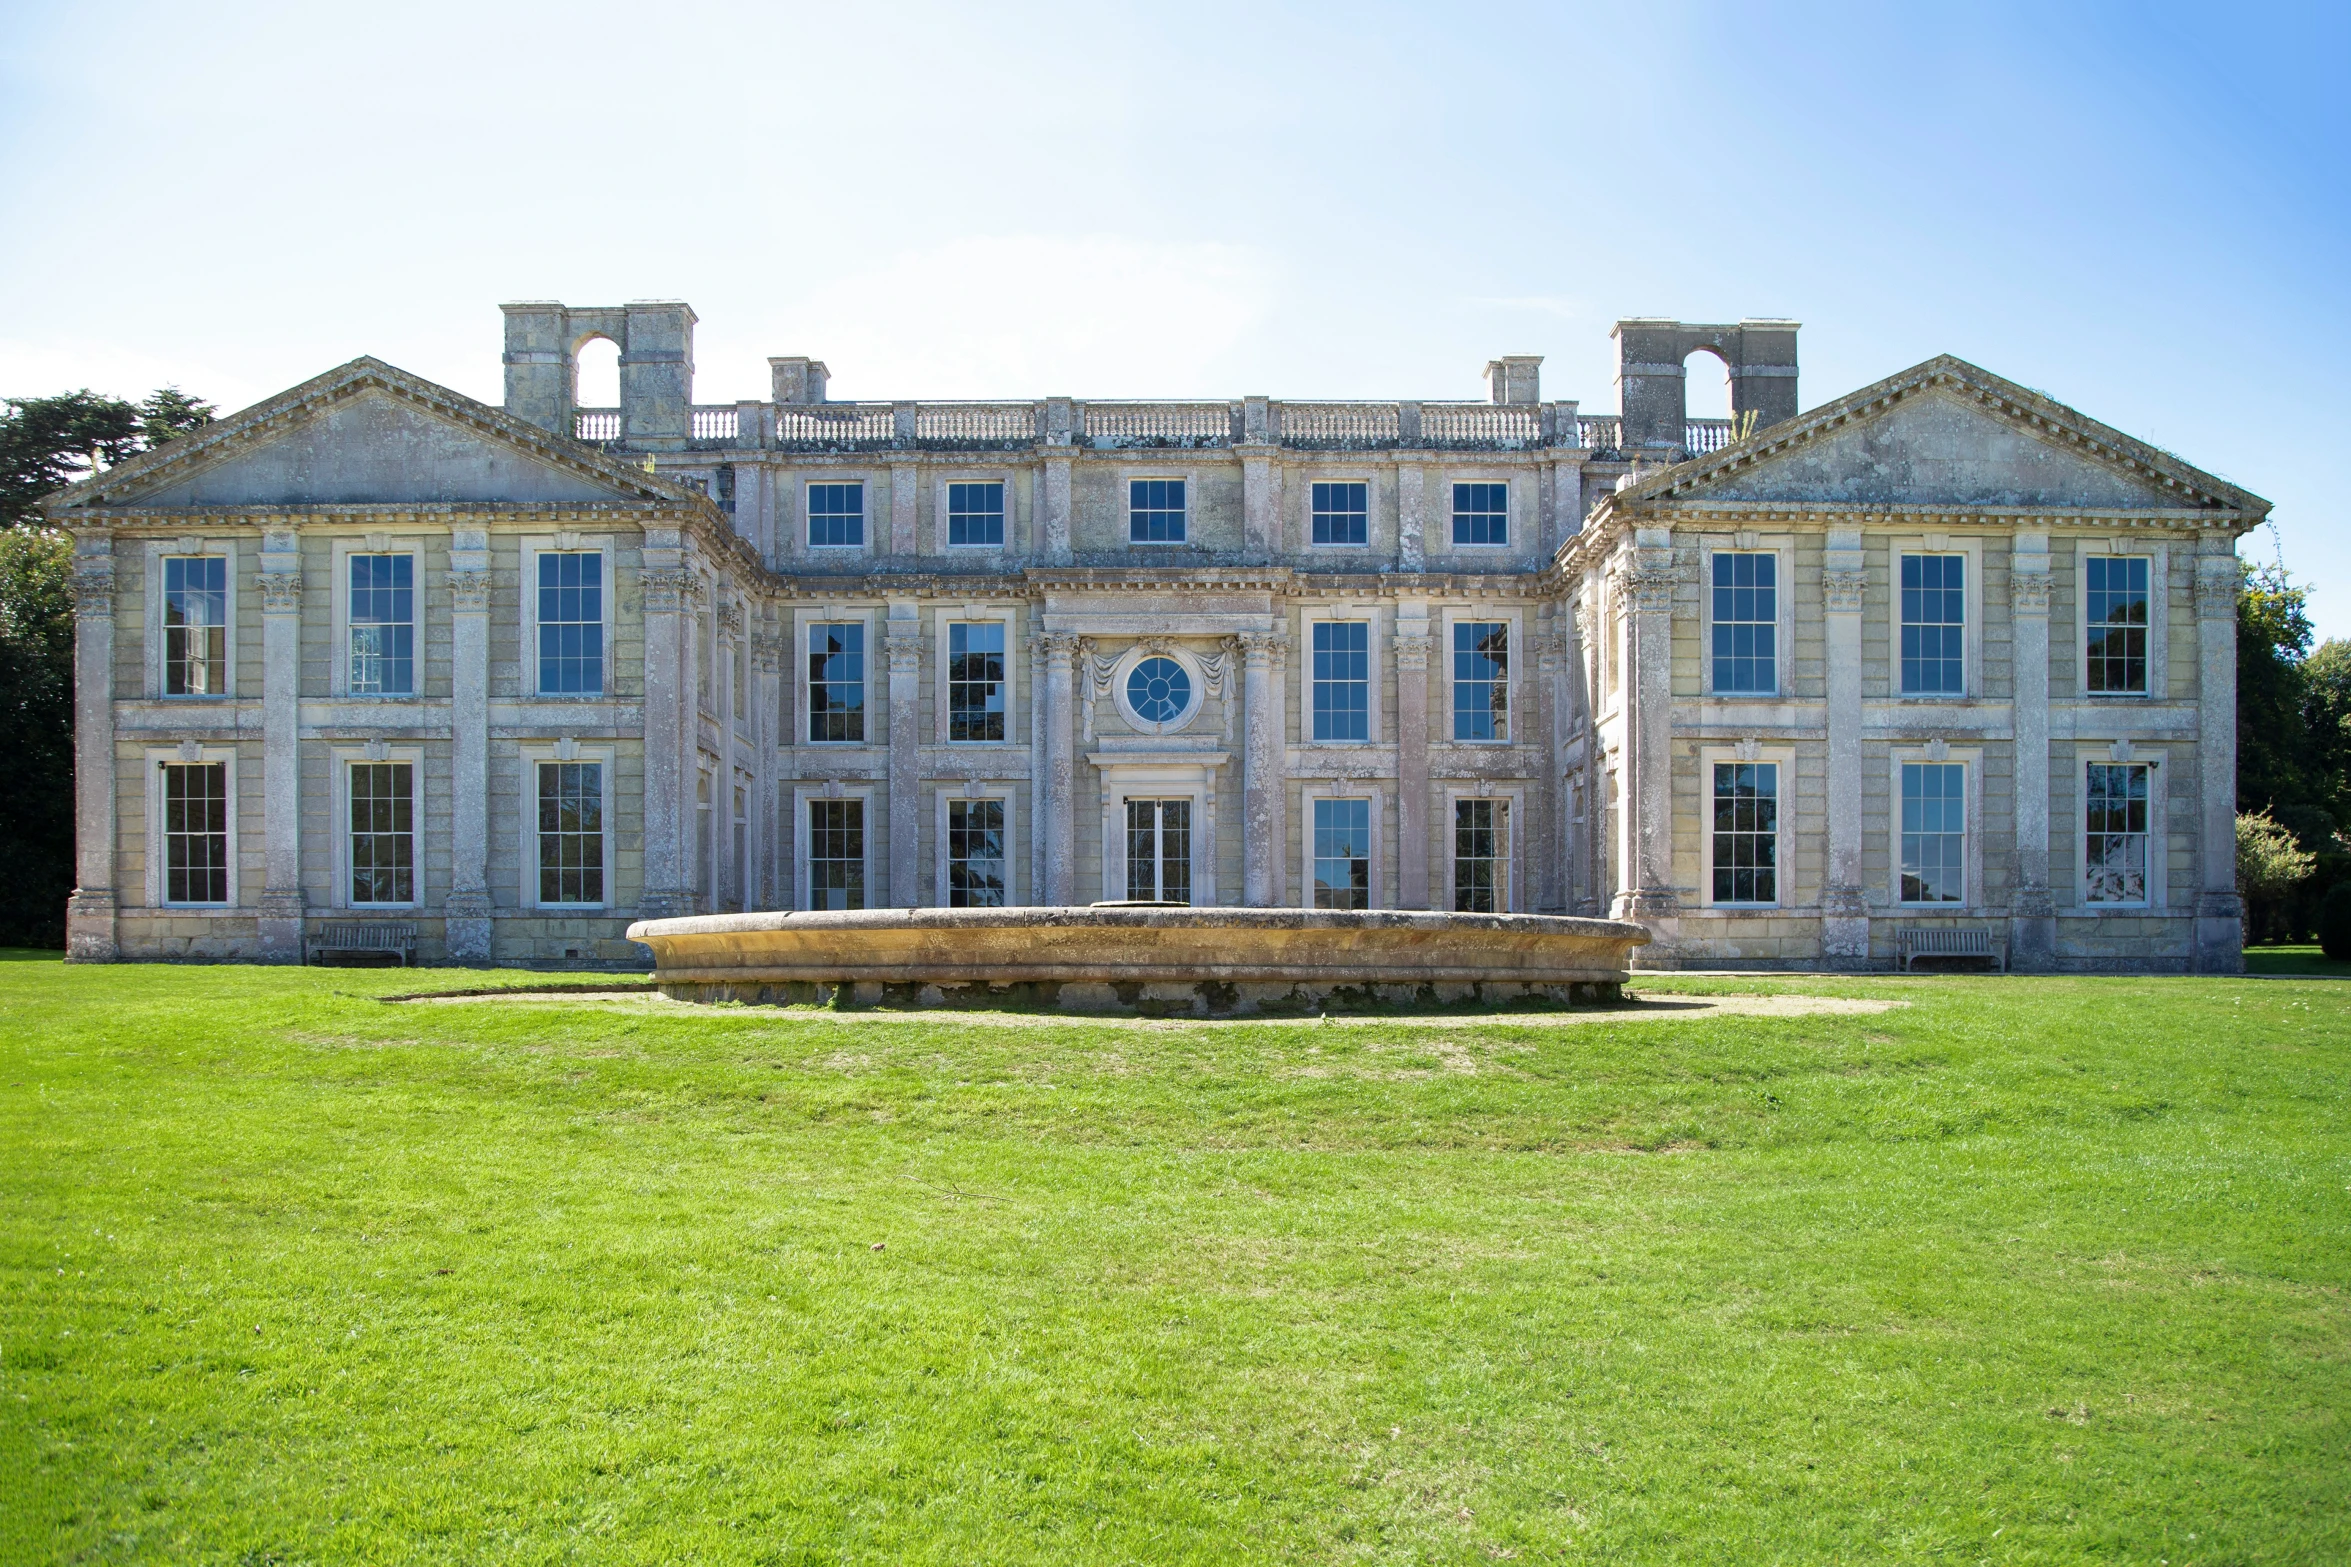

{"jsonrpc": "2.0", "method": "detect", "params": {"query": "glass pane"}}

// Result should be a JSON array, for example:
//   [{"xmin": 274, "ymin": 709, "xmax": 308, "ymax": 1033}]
[
  {"xmin": 948, "ymin": 621, "xmax": 1006, "ymax": 742},
  {"xmin": 536, "ymin": 552, "xmax": 604, "ymax": 695},
  {"xmin": 809, "ymin": 483, "xmax": 866, "ymax": 548},
  {"xmin": 1313, "ymin": 798, "xmax": 1371, "ymax": 910},
  {"xmin": 809, "ymin": 623, "xmax": 867, "ymax": 743},
  {"xmin": 1453, "ymin": 622, "xmax": 1508, "ymax": 741},
  {"xmin": 809, "ymin": 799, "xmax": 866, "ymax": 909},
  {"xmin": 1126, "ymin": 657, "xmax": 1191, "ymax": 726},
  {"xmin": 1312, "ymin": 621, "xmax": 1369, "ymax": 741},
  {"xmin": 1710, "ymin": 553, "xmax": 1777, "ymax": 694},
  {"xmin": 1710, "ymin": 762, "xmax": 1778, "ymax": 904},
  {"xmin": 1129, "ymin": 478, "xmax": 1187, "ymax": 542}
]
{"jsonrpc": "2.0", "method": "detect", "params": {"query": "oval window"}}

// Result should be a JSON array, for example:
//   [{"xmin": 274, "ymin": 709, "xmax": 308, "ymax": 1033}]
[{"xmin": 1126, "ymin": 657, "xmax": 1192, "ymax": 726}]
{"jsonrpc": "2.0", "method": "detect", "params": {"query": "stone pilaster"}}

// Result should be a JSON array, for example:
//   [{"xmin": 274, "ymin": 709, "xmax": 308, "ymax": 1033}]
[
  {"xmin": 1614, "ymin": 538, "xmax": 1679, "ymax": 932},
  {"xmin": 1396, "ymin": 463, "xmax": 1426, "ymax": 572},
  {"xmin": 752, "ymin": 620, "xmax": 782, "ymax": 911},
  {"xmin": 2194, "ymin": 545, "xmax": 2244, "ymax": 972},
  {"xmin": 1820, "ymin": 537, "xmax": 1869, "ymax": 965},
  {"xmin": 1392, "ymin": 621, "xmax": 1432, "ymax": 909},
  {"xmin": 1238, "ymin": 631, "xmax": 1287, "ymax": 906},
  {"xmin": 886, "ymin": 620, "xmax": 923, "ymax": 905},
  {"xmin": 1532, "ymin": 626, "xmax": 1567, "ymax": 913},
  {"xmin": 2008, "ymin": 539, "xmax": 2055, "ymax": 969},
  {"xmin": 1040, "ymin": 632, "xmax": 1082, "ymax": 904},
  {"xmin": 65, "ymin": 548, "xmax": 117, "ymax": 960},
  {"xmin": 256, "ymin": 532, "xmax": 305, "ymax": 962},
  {"xmin": 443, "ymin": 541, "xmax": 494, "ymax": 961},
  {"xmin": 1241, "ymin": 448, "xmax": 1274, "ymax": 561},
  {"xmin": 716, "ymin": 600, "xmax": 743, "ymax": 909},
  {"xmin": 1041, "ymin": 451, "xmax": 1074, "ymax": 566},
  {"xmin": 637, "ymin": 552, "xmax": 697, "ymax": 920},
  {"xmin": 890, "ymin": 461, "xmax": 918, "ymax": 556}
]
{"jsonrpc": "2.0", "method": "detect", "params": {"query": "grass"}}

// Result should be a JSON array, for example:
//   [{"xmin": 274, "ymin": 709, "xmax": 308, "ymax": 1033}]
[{"xmin": 1, "ymin": 957, "xmax": 2346, "ymax": 1564}]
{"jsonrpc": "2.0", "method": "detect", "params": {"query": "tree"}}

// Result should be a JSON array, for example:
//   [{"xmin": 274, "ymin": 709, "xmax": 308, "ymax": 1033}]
[
  {"xmin": 0, "ymin": 386, "xmax": 215, "ymax": 947},
  {"xmin": 2237, "ymin": 809, "xmax": 2316, "ymax": 943},
  {"xmin": 0, "ymin": 528, "xmax": 75, "ymax": 946},
  {"xmin": 2236, "ymin": 560, "xmax": 2351, "ymax": 943}
]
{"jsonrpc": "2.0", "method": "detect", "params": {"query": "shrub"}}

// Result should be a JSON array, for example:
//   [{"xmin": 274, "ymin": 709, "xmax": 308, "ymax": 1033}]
[{"xmin": 2321, "ymin": 880, "xmax": 2351, "ymax": 962}]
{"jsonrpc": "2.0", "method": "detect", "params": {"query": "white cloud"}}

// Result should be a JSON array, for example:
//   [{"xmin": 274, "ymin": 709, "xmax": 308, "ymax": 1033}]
[{"xmin": 771, "ymin": 236, "xmax": 1274, "ymax": 401}]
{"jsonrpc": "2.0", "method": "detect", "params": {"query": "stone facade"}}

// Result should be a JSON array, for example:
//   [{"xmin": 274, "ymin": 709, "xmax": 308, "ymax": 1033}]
[{"xmin": 48, "ymin": 301, "xmax": 2267, "ymax": 971}]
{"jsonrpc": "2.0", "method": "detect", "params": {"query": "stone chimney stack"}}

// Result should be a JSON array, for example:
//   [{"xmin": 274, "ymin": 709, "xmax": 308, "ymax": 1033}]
[{"xmin": 1486, "ymin": 356, "xmax": 1542, "ymax": 406}]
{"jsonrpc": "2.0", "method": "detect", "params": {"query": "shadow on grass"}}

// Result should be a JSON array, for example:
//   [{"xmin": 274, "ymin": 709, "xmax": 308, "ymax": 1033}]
[{"xmin": 2245, "ymin": 944, "xmax": 2351, "ymax": 978}]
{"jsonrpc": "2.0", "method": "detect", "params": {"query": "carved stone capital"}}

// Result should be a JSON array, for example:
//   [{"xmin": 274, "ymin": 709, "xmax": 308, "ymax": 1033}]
[
  {"xmin": 750, "ymin": 630, "xmax": 784, "ymax": 673},
  {"xmin": 1235, "ymin": 630, "xmax": 1288, "ymax": 668},
  {"xmin": 717, "ymin": 602, "xmax": 745, "ymax": 635},
  {"xmin": 1391, "ymin": 632, "xmax": 1431, "ymax": 671},
  {"xmin": 257, "ymin": 571, "xmax": 302, "ymax": 615},
  {"xmin": 1038, "ymin": 631, "xmax": 1086, "ymax": 664},
  {"xmin": 641, "ymin": 567, "xmax": 696, "ymax": 615},
  {"xmin": 2008, "ymin": 570, "xmax": 2052, "ymax": 614},
  {"xmin": 72, "ymin": 567, "xmax": 115, "ymax": 619},
  {"xmin": 885, "ymin": 631, "xmax": 925, "ymax": 675},
  {"xmin": 448, "ymin": 569, "xmax": 493, "ymax": 614},
  {"xmin": 1626, "ymin": 570, "xmax": 1678, "ymax": 616},
  {"xmin": 2194, "ymin": 564, "xmax": 2240, "ymax": 619},
  {"xmin": 1821, "ymin": 569, "xmax": 1867, "ymax": 615}
]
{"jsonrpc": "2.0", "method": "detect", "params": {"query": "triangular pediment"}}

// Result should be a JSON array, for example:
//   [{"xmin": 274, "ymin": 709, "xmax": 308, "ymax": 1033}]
[
  {"xmin": 1614, "ymin": 357, "xmax": 2264, "ymax": 519},
  {"xmin": 46, "ymin": 358, "xmax": 703, "ymax": 513}
]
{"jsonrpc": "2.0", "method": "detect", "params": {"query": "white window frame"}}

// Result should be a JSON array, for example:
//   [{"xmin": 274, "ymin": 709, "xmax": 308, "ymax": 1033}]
[
  {"xmin": 795, "ymin": 606, "xmax": 879, "ymax": 748},
  {"xmin": 794, "ymin": 785, "xmax": 877, "ymax": 911},
  {"xmin": 1442, "ymin": 474, "xmax": 1514, "ymax": 552},
  {"xmin": 1301, "ymin": 607, "xmax": 1383, "ymax": 746},
  {"xmin": 329, "ymin": 535, "xmax": 426, "ymax": 698},
  {"xmin": 2072, "ymin": 746, "xmax": 2168, "ymax": 910},
  {"xmin": 804, "ymin": 477, "xmax": 873, "ymax": 553},
  {"xmin": 1440, "ymin": 606, "xmax": 1524, "ymax": 745},
  {"xmin": 519, "ymin": 534, "xmax": 616, "ymax": 699},
  {"xmin": 1697, "ymin": 536, "xmax": 1793, "ymax": 700},
  {"xmin": 1885, "ymin": 748, "xmax": 1981, "ymax": 911},
  {"xmin": 934, "ymin": 474, "xmax": 1016, "ymax": 554},
  {"xmin": 1298, "ymin": 782, "xmax": 1386, "ymax": 910},
  {"xmin": 145, "ymin": 539, "xmax": 238, "ymax": 700},
  {"xmin": 1441, "ymin": 785, "xmax": 1524, "ymax": 913},
  {"xmin": 1303, "ymin": 474, "xmax": 1377, "ymax": 551},
  {"xmin": 1887, "ymin": 535, "xmax": 1982, "ymax": 700},
  {"xmin": 1109, "ymin": 642, "xmax": 1208, "ymax": 737},
  {"xmin": 934, "ymin": 785, "xmax": 1016, "ymax": 908},
  {"xmin": 1092, "ymin": 758, "xmax": 1223, "ymax": 906},
  {"xmin": 517, "ymin": 743, "xmax": 617, "ymax": 911},
  {"xmin": 332, "ymin": 745, "xmax": 425, "ymax": 911},
  {"xmin": 1123, "ymin": 471, "xmax": 1193, "ymax": 546},
  {"xmin": 932, "ymin": 605, "xmax": 1019, "ymax": 746},
  {"xmin": 2072, "ymin": 538, "xmax": 2170, "ymax": 701},
  {"xmin": 144, "ymin": 744, "xmax": 240, "ymax": 908},
  {"xmin": 1696, "ymin": 744, "xmax": 1794, "ymax": 911}
]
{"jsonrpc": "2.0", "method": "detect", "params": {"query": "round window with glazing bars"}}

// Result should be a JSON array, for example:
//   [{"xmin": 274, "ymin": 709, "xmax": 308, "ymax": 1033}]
[{"xmin": 1125, "ymin": 657, "xmax": 1192, "ymax": 726}]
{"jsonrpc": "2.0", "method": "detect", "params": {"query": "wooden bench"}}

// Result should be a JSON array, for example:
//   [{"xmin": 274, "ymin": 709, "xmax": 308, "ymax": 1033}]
[
  {"xmin": 306, "ymin": 921, "xmax": 418, "ymax": 967},
  {"xmin": 1895, "ymin": 925, "xmax": 2005, "ymax": 973}
]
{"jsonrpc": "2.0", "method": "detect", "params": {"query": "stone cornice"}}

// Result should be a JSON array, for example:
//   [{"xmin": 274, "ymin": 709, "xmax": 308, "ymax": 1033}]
[
  {"xmin": 41, "ymin": 355, "xmax": 718, "ymax": 517},
  {"xmin": 1605, "ymin": 356, "xmax": 2267, "ymax": 518}
]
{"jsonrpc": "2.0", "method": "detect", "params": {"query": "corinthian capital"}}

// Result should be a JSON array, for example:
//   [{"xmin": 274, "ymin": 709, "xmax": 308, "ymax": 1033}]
[
  {"xmin": 884, "ymin": 631, "xmax": 925, "ymax": 674},
  {"xmin": 2008, "ymin": 570, "xmax": 2052, "ymax": 614},
  {"xmin": 448, "ymin": 569, "xmax": 492, "ymax": 614},
  {"xmin": 72, "ymin": 566, "xmax": 114, "ymax": 619},
  {"xmin": 1821, "ymin": 568, "xmax": 1867, "ymax": 614},
  {"xmin": 1391, "ymin": 632, "xmax": 1431, "ymax": 671},
  {"xmin": 1038, "ymin": 631, "xmax": 1086, "ymax": 663},
  {"xmin": 1235, "ymin": 630, "xmax": 1288, "ymax": 668},
  {"xmin": 2194, "ymin": 563, "xmax": 2240, "ymax": 619},
  {"xmin": 258, "ymin": 571, "xmax": 302, "ymax": 614},
  {"xmin": 641, "ymin": 567, "xmax": 696, "ymax": 614}
]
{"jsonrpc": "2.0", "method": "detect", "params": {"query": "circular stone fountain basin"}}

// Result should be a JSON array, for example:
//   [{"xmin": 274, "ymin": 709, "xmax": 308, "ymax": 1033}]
[{"xmin": 625, "ymin": 906, "xmax": 1651, "ymax": 1015}]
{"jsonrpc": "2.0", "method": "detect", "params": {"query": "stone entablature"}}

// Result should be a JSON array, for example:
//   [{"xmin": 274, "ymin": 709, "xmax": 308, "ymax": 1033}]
[{"xmin": 46, "ymin": 307, "xmax": 2266, "ymax": 973}]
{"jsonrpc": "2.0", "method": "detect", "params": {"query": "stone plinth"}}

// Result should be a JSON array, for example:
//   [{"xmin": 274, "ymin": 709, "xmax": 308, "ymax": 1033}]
[{"xmin": 626, "ymin": 906, "xmax": 1650, "ymax": 1015}]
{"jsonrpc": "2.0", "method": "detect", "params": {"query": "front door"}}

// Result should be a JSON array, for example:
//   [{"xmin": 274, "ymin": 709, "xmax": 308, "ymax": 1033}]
[{"xmin": 1125, "ymin": 798, "xmax": 1192, "ymax": 904}]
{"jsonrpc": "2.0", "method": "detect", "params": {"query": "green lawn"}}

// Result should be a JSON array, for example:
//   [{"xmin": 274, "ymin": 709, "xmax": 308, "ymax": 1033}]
[{"xmin": 2, "ymin": 957, "xmax": 2346, "ymax": 1564}]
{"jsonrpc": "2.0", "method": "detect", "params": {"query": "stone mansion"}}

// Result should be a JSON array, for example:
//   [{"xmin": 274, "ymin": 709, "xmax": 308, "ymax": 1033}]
[{"xmin": 50, "ymin": 301, "xmax": 2266, "ymax": 970}]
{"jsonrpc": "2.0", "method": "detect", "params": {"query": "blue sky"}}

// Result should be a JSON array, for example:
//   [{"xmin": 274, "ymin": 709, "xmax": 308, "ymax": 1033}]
[{"xmin": 4, "ymin": 0, "xmax": 2344, "ymax": 636}]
